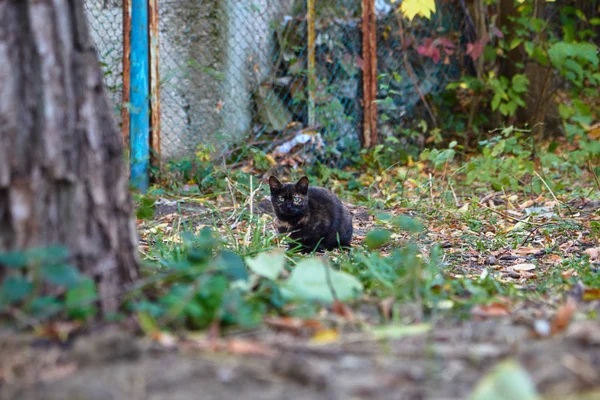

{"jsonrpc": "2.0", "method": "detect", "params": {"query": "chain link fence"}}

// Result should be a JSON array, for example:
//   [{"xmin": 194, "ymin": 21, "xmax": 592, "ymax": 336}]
[
  {"xmin": 84, "ymin": 0, "xmax": 124, "ymax": 125},
  {"xmin": 85, "ymin": 0, "xmax": 462, "ymax": 162}
]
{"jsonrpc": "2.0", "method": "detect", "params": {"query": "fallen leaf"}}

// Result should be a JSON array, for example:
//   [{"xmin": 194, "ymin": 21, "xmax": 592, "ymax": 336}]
[
  {"xmin": 518, "ymin": 271, "xmax": 537, "ymax": 280},
  {"xmin": 226, "ymin": 339, "xmax": 275, "ymax": 357},
  {"xmin": 584, "ymin": 247, "xmax": 600, "ymax": 260},
  {"xmin": 379, "ymin": 296, "xmax": 395, "ymax": 321},
  {"xmin": 515, "ymin": 248, "xmax": 541, "ymax": 256},
  {"xmin": 371, "ymin": 323, "xmax": 432, "ymax": 339},
  {"xmin": 546, "ymin": 254, "xmax": 563, "ymax": 265},
  {"xmin": 311, "ymin": 329, "xmax": 339, "ymax": 344},
  {"xmin": 561, "ymin": 268, "xmax": 577, "ymax": 278},
  {"xmin": 332, "ymin": 300, "xmax": 355, "ymax": 321},
  {"xmin": 551, "ymin": 298, "xmax": 577, "ymax": 335},
  {"xmin": 468, "ymin": 359, "xmax": 539, "ymax": 400},
  {"xmin": 264, "ymin": 316, "xmax": 324, "ymax": 336},
  {"xmin": 583, "ymin": 288, "xmax": 600, "ymax": 301},
  {"xmin": 513, "ymin": 263, "xmax": 536, "ymax": 271},
  {"xmin": 471, "ymin": 303, "xmax": 511, "ymax": 319},
  {"xmin": 152, "ymin": 331, "xmax": 178, "ymax": 348}
]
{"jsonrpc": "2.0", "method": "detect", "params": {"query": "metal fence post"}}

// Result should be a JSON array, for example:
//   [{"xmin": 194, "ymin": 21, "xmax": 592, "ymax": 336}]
[
  {"xmin": 149, "ymin": 0, "xmax": 161, "ymax": 170},
  {"xmin": 130, "ymin": 0, "xmax": 150, "ymax": 191}
]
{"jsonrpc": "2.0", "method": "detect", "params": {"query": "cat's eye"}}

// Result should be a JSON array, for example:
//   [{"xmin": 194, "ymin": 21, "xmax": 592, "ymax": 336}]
[
  {"xmin": 277, "ymin": 196, "xmax": 285, "ymax": 203},
  {"xmin": 293, "ymin": 195, "xmax": 301, "ymax": 203}
]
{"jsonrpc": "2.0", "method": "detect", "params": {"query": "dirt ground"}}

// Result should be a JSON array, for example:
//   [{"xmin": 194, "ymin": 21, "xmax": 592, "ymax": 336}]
[{"xmin": 1, "ymin": 316, "xmax": 600, "ymax": 400}]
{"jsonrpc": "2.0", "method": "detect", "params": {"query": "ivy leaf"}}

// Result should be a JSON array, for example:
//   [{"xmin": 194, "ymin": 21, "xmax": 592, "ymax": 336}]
[
  {"xmin": 398, "ymin": 0, "xmax": 436, "ymax": 21},
  {"xmin": 281, "ymin": 258, "xmax": 362, "ymax": 303},
  {"xmin": 41, "ymin": 264, "xmax": 81, "ymax": 288},
  {"xmin": 217, "ymin": 250, "xmax": 249, "ymax": 282},
  {"xmin": 0, "ymin": 276, "xmax": 33, "ymax": 304},
  {"xmin": 468, "ymin": 359, "xmax": 539, "ymax": 400},
  {"xmin": 66, "ymin": 279, "xmax": 98, "ymax": 320},
  {"xmin": 245, "ymin": 250, "xmax": 286, "ymax": 281}
]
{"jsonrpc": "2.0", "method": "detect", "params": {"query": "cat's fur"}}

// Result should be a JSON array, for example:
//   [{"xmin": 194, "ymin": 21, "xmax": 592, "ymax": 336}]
[{"xmin": 267, "ymin": 176, "xmax": 353, "ymax": 252}]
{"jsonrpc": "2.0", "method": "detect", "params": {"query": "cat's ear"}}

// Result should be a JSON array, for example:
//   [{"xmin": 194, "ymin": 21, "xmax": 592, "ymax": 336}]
[
  {"xmin": 295, "ymin": 176, "xmax": 309, "ymax": 194},
  {"xmin": 268, "ymin": 176, "xmax": 282, "ymax": 192}
]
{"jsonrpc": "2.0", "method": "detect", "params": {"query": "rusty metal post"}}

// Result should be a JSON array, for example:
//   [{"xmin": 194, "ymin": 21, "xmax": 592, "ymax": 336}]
[
  {"xmin": 361, "ymin": 0, "xmax": 377, "ymax": 148},
  {"xmin": 121, "ymin": 0, "xmax": 132, "ymax": 151},
  {"xmin": 306, "ymin": 0, "xmax": 316, "ymax": 127},
  {"xmin": 149, "ymin": 0, "xmax": 161, "ymax": 168}
]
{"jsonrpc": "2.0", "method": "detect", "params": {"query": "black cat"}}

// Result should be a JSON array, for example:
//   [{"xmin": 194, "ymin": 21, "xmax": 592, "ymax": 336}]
[{"xmin": 266, "ymin": 176, "xmax": 353, "ymax": 252}]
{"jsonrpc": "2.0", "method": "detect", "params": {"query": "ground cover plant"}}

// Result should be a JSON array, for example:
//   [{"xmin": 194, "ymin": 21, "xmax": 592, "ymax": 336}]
[
  {"xmin": 1, "ymin": 0, "xmax": 599, "ymax": 398},
  {"xmin": 2, "ymin": 131, "xmax": 599, "ymax": 398}
]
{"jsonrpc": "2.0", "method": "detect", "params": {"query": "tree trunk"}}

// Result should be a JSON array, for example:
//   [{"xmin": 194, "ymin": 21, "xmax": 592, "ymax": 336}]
[{"xmin": 0, "ymin": 1, "xmax": 139, "ymax": 313}]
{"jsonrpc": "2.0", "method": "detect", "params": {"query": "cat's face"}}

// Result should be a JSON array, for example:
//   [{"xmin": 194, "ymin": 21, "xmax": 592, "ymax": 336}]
[{"xmin": 268, "ymin": 176, "xmax": 309, "ymax": 218}]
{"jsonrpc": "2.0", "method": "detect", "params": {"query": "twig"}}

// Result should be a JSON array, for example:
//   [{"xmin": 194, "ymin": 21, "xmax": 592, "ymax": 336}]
[
  {"xmin": 533, "ymin": 171, "xmax": 563, "ymax": 218},
  {"xmin": 477, "ymin": 202, "xmax": 545, "ymax": 227},
  {"xmin": 588, "ymin": 160, "xmax": 600, "ymax": 191}
]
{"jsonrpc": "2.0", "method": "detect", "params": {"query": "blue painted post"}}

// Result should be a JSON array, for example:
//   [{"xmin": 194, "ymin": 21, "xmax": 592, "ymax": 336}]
[{"xmin": 130, "ymin": 0, "xmax": 150, "ymax": 191}]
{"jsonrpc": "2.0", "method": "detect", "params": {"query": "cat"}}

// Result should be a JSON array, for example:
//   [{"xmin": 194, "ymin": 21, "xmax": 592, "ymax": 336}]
[{"xmin": 265, "ymin": 176, "xmax": 353, "ymax": 252}]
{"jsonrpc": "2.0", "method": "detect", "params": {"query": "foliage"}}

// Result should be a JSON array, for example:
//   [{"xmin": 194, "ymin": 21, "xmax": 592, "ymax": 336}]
[
  {"xmin": 0, "ymin": 246, "xmax": 98, "ymax": 325},
  {"xmin": 397, "ymin": 0, "xmax": 437, "ymax": 21}
]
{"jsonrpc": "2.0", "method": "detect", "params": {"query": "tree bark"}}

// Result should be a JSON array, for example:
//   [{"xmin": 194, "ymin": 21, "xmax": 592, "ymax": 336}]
[{"xmin": 0, "ymin": 0, "xmax": 139, "ymax": 313}]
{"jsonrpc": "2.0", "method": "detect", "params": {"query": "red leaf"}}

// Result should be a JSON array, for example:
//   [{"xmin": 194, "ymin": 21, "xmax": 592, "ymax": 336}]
[
  {"xmin": 490, "ymin": 25, "xmax": 504, "ymax": 39},
  {"xmin": 436, "ymin": 37, "xmax": 455, "ymax": 49},
  {"xmin": 417, "ymin": 38, "xmax": 441, "ymax": 63},
  {"xmin": 466, "ymin": 41, "xmax": 485, "ymax": 61}
]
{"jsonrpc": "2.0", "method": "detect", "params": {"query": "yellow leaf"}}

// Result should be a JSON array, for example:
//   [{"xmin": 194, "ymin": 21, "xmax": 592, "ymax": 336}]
[
  {"xmin": 399, "ymin": 0, "xmax": 436, "ymax": 21},
  {"xmin": 311, "ymin": 329, "xmax": 339, "ymax": 344}
]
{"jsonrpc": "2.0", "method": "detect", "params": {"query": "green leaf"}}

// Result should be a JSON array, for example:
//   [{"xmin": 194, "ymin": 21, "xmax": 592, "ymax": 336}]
[
  {"xmin": 217, "ymin": 250, "xmax": 248, "ymax": 281},
  {"xmin": 281, "ymin": 258, "xmax": 362, "ymax": 303},
  {"xmin": 66, "ymin": 279, "xmax": 98, "ymax": 320},
  {"xmin": 508, "ymin": 38, "xmax": 523, "ymax": 50},
  {"xmin": 392, "ymin": 215, "xmax": 424, "ymax": 233},
  {"xmin": 245, "ymin": 250, "xmax": 286, "ymax": 280},
  {"xmin": 511, "ymin": 74, "xmax": 529, "ymax": 93},
  {"xmin": 137, "ymin": 311, "xmax": 159, "ymax": 335},
  {"xmin": 27, "ymin": 296, "xmax": 62, "ymax": 318},
  {"xmin": 468, "ymin": 359, "xmax": 539, "ymax": 400},
  {"xmin": 365, "ymin": 229, "xmax": 392, "ymax": 250},
  {"xmin": 41, "ymin": 264, "xmax": 81, "ymax": 288},
  {"xmin": 0, "ymin": 251, "xmax": 29, "ymax": 268},
  {"xmin": 372, "ymin": 323, "xmax": 432, "ymax": 339},
  {"xmin": 0, "ymin": 275, "xmax": 33, "ymax": 304},
  {"xmin": 135, "ymin": 196, "xmax": 155, "ymax": 220},
  {"xmin": 0, "ymin": 246, "xmax": 69, "ymax": 268}
]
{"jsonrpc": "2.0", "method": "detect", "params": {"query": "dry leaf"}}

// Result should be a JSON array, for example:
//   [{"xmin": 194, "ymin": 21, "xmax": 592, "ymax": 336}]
[
  {"xmin": 379, "ymin": 296, "xmax": 395, "ymax": 321},
  {"xmin": 513, "ymin": 263, "xmax": 536, "ymax": 271},
  {"xmin": 264, "ymin": 316, "xmax": 324, "ymax": 336},
  {"xmin": 584, "ymin": 247, "xmax": 600, "ymax": 260},
  {"xmin": 471, "ymin": 303, "xmax": 511, "ymax": 319},
  {"xmin": 311, "ymin": 329, "xmax": 339, "ymax": 344},
  {"xmin": 546, "ymin": 254, "xmax": 563, "ymax": 265},
  {"xmin": 332, "ymin": 300, "xmax": 355, "ymax": 321},
  {"xmin": 226, "ymin": 339, "xmax": 275, "ymax": 357},
  {"xmin": 583, "ymin": 288, "xmax": 600, "ymax": 301},
  {"xmin": 519, "ymin": 200, "xmax": 535, "ymax": 209},
  {"xmin": 551, "ymin": 299, "xmax": 577, "ymax": 335},
  {"xmin": 515, "ymin": 248, "xmax": 541, "ymax": 256},
  {"xmin": 561, "ymin": 268, "xmax": 577, "ymax": 279}
]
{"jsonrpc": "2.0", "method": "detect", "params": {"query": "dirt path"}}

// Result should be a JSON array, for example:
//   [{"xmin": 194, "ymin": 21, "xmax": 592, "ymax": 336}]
[{"xmin": 2, "ymin": 318, "xmax": 600, "ymax": 400}]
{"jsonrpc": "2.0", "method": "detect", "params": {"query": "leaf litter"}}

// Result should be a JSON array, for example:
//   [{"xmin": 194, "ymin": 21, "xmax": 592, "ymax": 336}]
[{"xmin": 2, "ymin": 160, "xmax": 600, "ymax": 399}]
